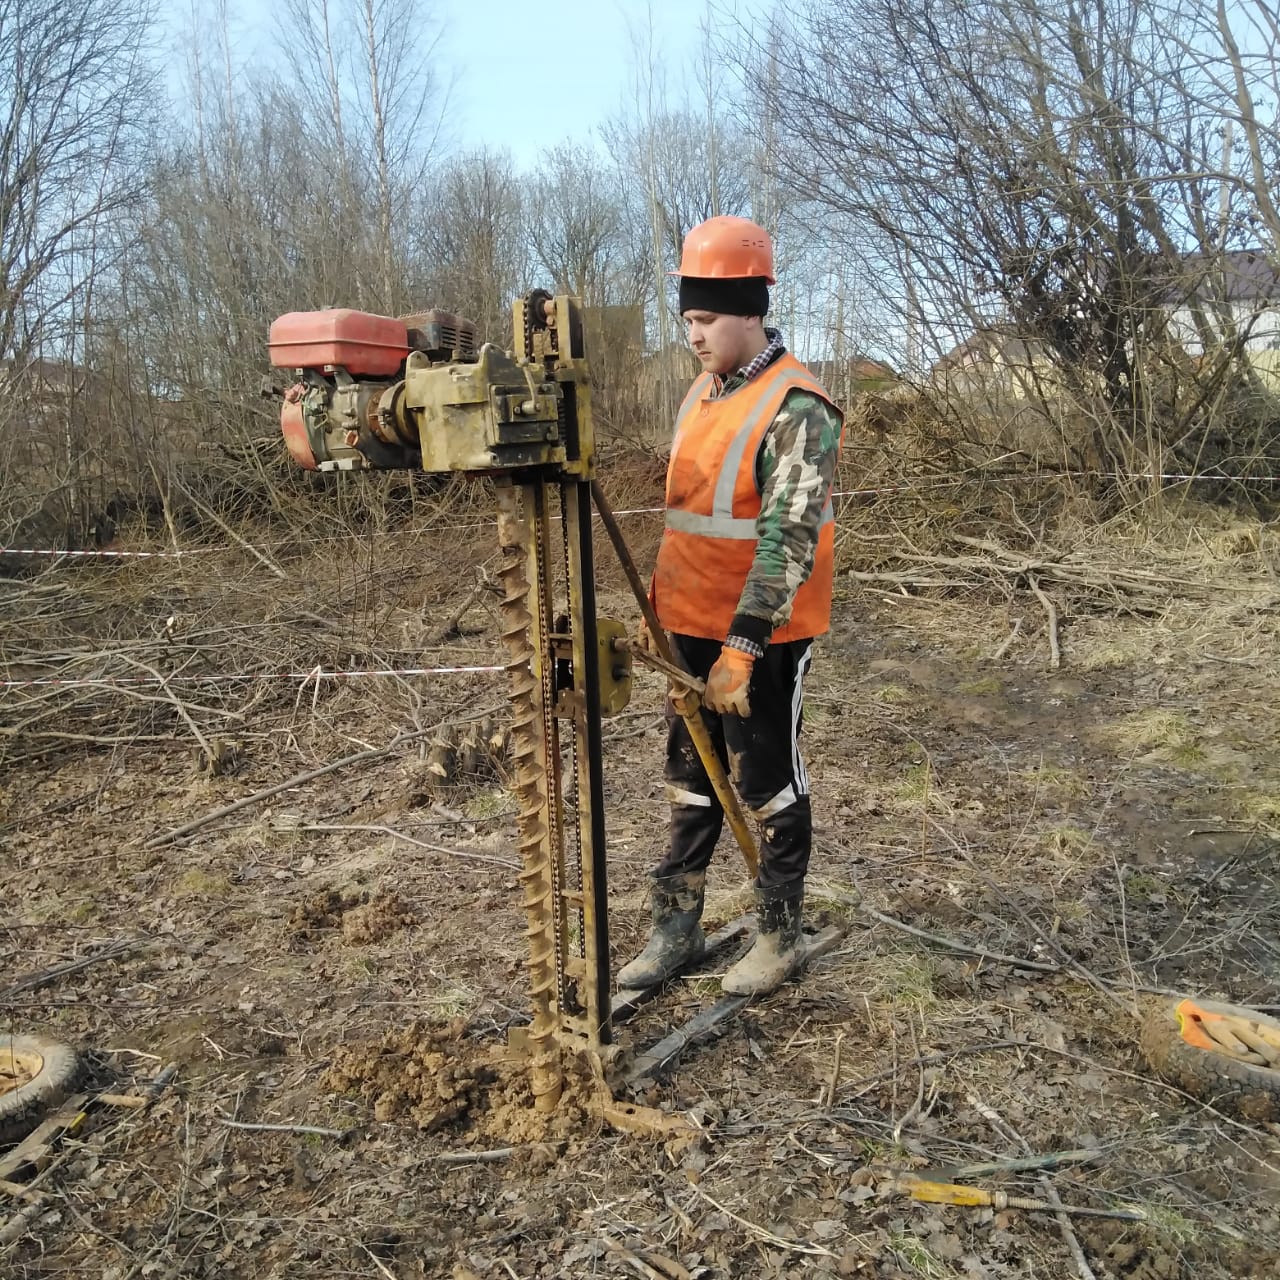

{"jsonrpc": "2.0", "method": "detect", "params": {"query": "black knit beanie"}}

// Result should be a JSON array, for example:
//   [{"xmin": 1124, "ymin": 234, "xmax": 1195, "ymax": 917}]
[{"xmin": 678, "ymin": 275, "xmax": 770, "ymax": 317}]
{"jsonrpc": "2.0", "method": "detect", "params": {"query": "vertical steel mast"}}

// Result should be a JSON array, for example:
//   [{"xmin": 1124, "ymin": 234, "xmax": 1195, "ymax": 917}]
[{"xmin": 488, "ymin": 294, "xmax": 617, "ymax": 1107}]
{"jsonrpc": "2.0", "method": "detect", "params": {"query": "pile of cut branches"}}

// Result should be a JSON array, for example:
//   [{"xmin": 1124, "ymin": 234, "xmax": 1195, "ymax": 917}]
[{"xmin": 844, "ymin": 528, "xmax": 1275, "ymax": 669}]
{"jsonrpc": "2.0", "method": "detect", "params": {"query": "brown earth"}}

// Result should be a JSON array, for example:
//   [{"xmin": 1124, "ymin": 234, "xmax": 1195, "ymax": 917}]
[{"xmin": 2, "ymin": 490, "xmax": 1280, "ymax": 1279}]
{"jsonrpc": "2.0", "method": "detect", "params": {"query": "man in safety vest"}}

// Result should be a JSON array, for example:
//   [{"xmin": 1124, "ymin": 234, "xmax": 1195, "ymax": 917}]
[{"xmin": 618, "ymin": 215, "xmax": 845, "ymax": 997}]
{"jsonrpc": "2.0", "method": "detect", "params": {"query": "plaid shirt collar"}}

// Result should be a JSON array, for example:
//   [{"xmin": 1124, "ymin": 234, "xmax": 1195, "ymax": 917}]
[{"xmin": 715, "ymin": 327, "xmax": 785, "ymax": 395}]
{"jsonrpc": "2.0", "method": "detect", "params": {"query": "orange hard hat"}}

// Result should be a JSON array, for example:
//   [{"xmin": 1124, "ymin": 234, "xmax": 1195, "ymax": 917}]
[{"xmin": 672, "ymin": 216, "xmax": 776, "ymax": 284}]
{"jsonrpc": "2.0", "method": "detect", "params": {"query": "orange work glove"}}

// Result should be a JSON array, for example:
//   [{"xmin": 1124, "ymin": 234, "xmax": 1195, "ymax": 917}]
[
  {"xmin": 636, "ymin": 618, "xmax": 661, "ymax": 655},
  {"xmin": 704, "ymin": 646, "xmax": 755, "ymax": 717},
  {"xmin": 636, "ymin": 574, "xmax": 662, "ymax": 655}
]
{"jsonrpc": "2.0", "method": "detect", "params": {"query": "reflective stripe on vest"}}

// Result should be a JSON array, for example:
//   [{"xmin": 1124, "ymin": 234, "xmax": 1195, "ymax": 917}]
[
  {"xmin": 667, "ymin": 362, "xmax": 827, "ymax": 529},
  {"xmin": 665, "ymin": 501, "xmax": 835, "ymax": 540}
]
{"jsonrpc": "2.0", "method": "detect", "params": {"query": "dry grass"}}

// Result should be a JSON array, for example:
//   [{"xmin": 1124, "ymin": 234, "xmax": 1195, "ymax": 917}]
[
  {"xmin": 1021, "ymin": 761, "xmax": 1092, "ymax": 801},
  {"xmin": 1235, "ymin": 788, "xmax": 1280, "ymax": 831},
  {"xmin": 1036, "ymin": 824, "xmax": 1095, "ymax": 857},
  {"xmin": 1097, "ymin": 709, "xmax": 1204, "ymax": 763},
  {"xmin": 1074, "ymin": 641, "xmax": 1140, "ymax": 672}
]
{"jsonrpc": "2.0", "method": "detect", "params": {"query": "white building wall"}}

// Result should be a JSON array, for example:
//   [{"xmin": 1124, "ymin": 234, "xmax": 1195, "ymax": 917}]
[{"xmin": 1168, "ymin": 300, "xmax": 1280, "ymax": 355}]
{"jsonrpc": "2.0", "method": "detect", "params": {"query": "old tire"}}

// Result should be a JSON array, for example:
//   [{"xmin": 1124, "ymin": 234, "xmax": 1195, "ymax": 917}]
[
  {"xmin": 0, "ymin": 1033, "xmax": 81, "ymax": 1147},
  {"xmin": 1140, "ymin": 997, "xmax": 1280, "ymax": 1122}
]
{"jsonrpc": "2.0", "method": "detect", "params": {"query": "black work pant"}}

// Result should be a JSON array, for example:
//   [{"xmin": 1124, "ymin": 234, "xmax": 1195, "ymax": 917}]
[{"xmin": 654, "ymin": 634, "xmax": 814, "ymax": 891}]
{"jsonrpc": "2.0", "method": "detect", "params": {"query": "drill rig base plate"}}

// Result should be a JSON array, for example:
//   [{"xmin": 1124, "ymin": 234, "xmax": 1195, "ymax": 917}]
[
  {"xmin": 595, "ymin": 1093, "xmax": 700, "ymax": 1144},
  {"xmin": 497, "ymin": 1036, "xmax": 700, "ymax": 1141},
  {"xmin": 623, "ymin": 924, "xmax": 846, "ymax": 1087}
]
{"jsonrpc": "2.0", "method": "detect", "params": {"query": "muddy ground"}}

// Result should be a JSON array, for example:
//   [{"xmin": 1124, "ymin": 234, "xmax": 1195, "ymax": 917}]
[{"xmin": 2, "ymin": 489, "xmax": 1280, "ymax": 1279}]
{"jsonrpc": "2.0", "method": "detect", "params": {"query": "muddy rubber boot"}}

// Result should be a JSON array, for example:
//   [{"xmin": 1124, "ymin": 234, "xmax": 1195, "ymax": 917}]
[
  {"xmin": 721, "ymin": 881, "xmax": 804, "ymax": 996},
  {"xmin": 616, "ymin": 871, "xmax": 707, "ymax": 989}
]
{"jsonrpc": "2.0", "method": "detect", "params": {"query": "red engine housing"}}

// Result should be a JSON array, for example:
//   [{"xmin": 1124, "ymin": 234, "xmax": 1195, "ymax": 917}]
[
  {"xmin": 268, "ymin": 309, "xmax": 410, "ymax": 377},
  {"xmin": 280, "ymin": 386, "xmax": 317, "ymax": 470}
]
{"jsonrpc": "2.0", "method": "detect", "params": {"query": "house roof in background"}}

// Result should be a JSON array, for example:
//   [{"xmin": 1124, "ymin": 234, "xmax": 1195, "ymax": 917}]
[
  {"xmin": 808, "ymin": 355, "xmax": 900, "ymax": 383},
  {"xmin": 933, "ymin": 329, "xmax": 1050, "ymax": 373},
  {"xmin": 0, "ymin": 357, "xmax": 112, "ymax": 396},
  {"xmin": 1168, "ymin": 248, "xmax": 1280, "ymax": 303}
]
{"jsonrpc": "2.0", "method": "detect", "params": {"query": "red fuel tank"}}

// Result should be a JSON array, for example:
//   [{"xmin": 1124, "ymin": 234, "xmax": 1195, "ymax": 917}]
[{"xmin": 269, "ymin": 309, "xmax": 410, "ymax": 377}]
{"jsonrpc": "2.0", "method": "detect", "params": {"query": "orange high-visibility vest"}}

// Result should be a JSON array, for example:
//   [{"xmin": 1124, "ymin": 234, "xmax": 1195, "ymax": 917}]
[{"xmin": 653, "ymin": 353, "xmax": 842, "ymax": 643}]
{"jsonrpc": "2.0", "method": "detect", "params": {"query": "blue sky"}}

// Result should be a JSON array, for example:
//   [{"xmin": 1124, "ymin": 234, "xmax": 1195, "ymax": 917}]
[
  {"xmin": 206, "ymin": 0, "xmax": 707, "ymax": 167},
  {"xmin": 447, "ymin": 0, "xmax": 706, "ymax": 163}
]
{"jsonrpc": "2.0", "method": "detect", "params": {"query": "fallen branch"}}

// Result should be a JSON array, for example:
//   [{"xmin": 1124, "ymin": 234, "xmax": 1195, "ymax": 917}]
[
  {"xmin": 825, "ymin": 1031, "xmax": 845, "ymax": 1109},
  {"xmin": 892, "ymin": 1018, "xmax": 931, "ymax": 1143},
  {"xmin": 1027, "ymin": 573, "xmax": 1061, "ymax": 670},
  {"xmin": 813, "ymin": 871, "xmax": 1191, "ymax": 1002},
  {"xmin": 0, "ymin": 938, "xmax": 136, "ymax": 1000},
  {"xmin": 166, "ymin": 472, "xmax": 287, "ymax": 580},
  {"xmin": 811, "ymin": 881, "xmax": 1058, "ymax": 973},
  {"xmin": 991, "ymin": 617, "xmax": 1022, "ymax": 661},
  {"xmin": 143, "ymin": 728, "xmax": 439, "ymax": 848},
  {"xmin": 361, "ymin": 1244, "xmax": 401, "ymax": 1280},
  {"xmin": 931, "ymin": 832, "xmax": 1133, "ymax": 1017},
  {"xmin": 427, "ymin": 574, "xmax": 494, "ymax": 645},
  {"xmin": 219, "ymin": 1119, "xmax": 347, "ymax": 1139},
  {"xmin": 0, "ymin": 728, "xmax": 182, "ymax": 746},
  {"xmin": 688, "ymin": 1187, "xmax": 838, "ymax": 1258},
  {"xmin": 602, "ymin": 1235, "xmax": 692, "ymax": 1280},
  {"xmin": 298, "ymin": 825, "xmax": 519, "ymax": 871},
  {"xmin": 963, "ymin": 1091, "xmax": 1100, "ymax": 1279},
  {"xmin": 0, "ymin": 1195, "xmax": 51, "ymax": 1246},
  {"xmin": 941, "ymin": 1149, "xmax": 1101, "ymax": 1180},
  {"xmin": 846, "ymin": 534, "xmax": 1232, "ymax": 609},
  {"xmin": 118, "ymin": 655, "xmax": 214, "ymax": 759}
]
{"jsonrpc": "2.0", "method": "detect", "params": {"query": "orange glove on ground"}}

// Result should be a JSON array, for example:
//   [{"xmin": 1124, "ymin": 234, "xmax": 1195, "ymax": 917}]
[{"xmin": 704, "ymin": 646, "xmax": 755, "ymax": 717}]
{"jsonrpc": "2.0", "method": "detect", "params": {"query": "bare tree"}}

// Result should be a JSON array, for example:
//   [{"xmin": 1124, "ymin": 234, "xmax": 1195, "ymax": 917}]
[
  {"xmin": 1149, "ymin": 0, "xmax": 1280, "ymax": 257},
  {"xmin": 0, "ymin": 0, "xmax": 158, "ymax": 362},
  {"xmin": 738, "ymin": 0, "xmax": 1280, "ymax": 471},
  {"xmin": 525, "ymin": 144, "xmax": 654, "ymax": 436},
  {"xmin": 0, "ymin": 0, "xmax": 158, "ymax": 541},
  {"xmin": 281, "ymin": 0, "xmax": 451, "ymax": 313},
  {"xmin": 284, "ymin": 0, "xmax": 351, "ymax": 163},
  {"xmin": 129, "ymin": 0, "xmax": 451, "ymax": 437},
  {"xmin": 354, "ymin": 0, "xmax": 450, "ymax": 307},
  {"xmin": 603, "ymin": 95, "xmax": 766, "ymax": 424},
  {"xmin": 527, "ymin": 145, "xmax": 634, "ymax": 301},
  {"xmin": 606, "ymin": 107, "xmax": 755, "ymax": 270},
  {"xmin": 417, "ymin": 149, "xmax": 527, "ymax": 343}
]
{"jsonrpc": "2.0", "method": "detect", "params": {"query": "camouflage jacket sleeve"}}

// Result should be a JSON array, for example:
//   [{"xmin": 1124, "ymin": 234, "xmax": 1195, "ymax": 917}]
[{"xmin": 726, "ymin": 389, "xmax": 842, "ymax": 653}]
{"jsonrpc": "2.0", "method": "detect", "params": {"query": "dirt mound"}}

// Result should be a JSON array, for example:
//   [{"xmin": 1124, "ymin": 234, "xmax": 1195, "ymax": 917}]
[
  {"xmin": 286, "ymin": 886, "xmax": 415, "ymax": 945},
  {"xmin": 322, "ymin": 1018, "xmax": 489, "ymax": 1130},
  {"xmin": 320, "ymin": 1020, "xmax": 600, "ymax": 1143},
  {"xmin": 340, "ymin": 892, "xmax": 416, "ymax": 943}
]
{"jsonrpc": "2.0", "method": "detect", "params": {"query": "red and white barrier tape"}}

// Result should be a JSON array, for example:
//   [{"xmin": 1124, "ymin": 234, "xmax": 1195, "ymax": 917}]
[
  {"xmin": 1, "ymin": 663, "xmax": 505, "ymax": 690},
  {"xmin": 1, "ymin": 470, "xmax": 1272, "ymax": 560},
  {"xmin": 1, "ymin": 546, "xmax": 203, "ymax": 559}
]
